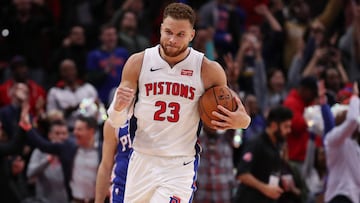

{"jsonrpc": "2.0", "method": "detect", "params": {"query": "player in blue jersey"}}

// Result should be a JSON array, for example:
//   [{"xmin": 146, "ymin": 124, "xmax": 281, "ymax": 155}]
[{"xmin": 95, "ymin": 119, "xmax": 132, "ymax": 203}]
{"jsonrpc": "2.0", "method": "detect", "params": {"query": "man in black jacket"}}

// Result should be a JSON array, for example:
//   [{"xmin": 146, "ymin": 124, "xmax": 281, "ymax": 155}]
[
  {"xmin": 0, "ymin": 122, "xmax": 27, "ymax": 203},
  {"xmin": 234, "ymin": 106, "xmax": 293, "ymax": 203}
]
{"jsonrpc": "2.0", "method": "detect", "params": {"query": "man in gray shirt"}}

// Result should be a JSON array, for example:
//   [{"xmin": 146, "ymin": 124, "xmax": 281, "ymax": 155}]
[
  {"xmin": 27, "ymin": 120, "xmax": 69, "ymax": 203},
  {"xmin": 324, "ymin": 83, "xmax": 360, "ymax": 203}
]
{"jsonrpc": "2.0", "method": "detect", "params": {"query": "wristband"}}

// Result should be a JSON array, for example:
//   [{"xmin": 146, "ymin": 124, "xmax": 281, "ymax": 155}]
[{"xmin": 107, "ymin": 107, "xmax": 127, "ymax": 128}]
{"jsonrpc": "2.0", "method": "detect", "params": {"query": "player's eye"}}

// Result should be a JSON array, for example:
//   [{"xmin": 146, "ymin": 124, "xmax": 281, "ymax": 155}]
[{"xmin": 177, "ymin": 33, "xmax": 185, "ymax": 37}]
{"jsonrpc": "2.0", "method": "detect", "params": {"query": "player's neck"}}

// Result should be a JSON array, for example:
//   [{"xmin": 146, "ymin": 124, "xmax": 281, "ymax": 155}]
[{"xmin": 159, "ymin": 47, "xmax": 190, "ymax": 67}]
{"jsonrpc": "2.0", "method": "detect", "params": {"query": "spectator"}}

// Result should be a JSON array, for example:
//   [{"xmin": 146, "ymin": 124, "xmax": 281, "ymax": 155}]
[
  {"xmin": 259, "ymin": 1, "xmax": 286, "ymax": 70},
  {"xmin": 51, "ymin": 25, "xmax": 88, "ymax": 81},
  {"xmin": 0, "ymin": 84, "xmax": 33, "ymax": 203},
  {"xmin": 233, "ymin": 106, "xmax": 293, "ymax": 203},
  {"xmin": 0, "ymin": 56, "xmax": 46, "ymax": 118},
  {"xmin": 255, "ymin": 65, "xmax": 288, "ymax": 115},
  {"xmin": 26, "ymin": 120, "xmax": 69, "ymax": 203},
  {"xmin": 57, "ymin": 0, "xmax": 105, "ymax": 49},
  {"xmin": 283, "ymin": 0, "xmax": 311, "ymax": 70},
  {"xmin": 242, "ymin": 94, "xmax": 266, "ymax": 140},
  {"xmin": 302, "ymin": 45, "xmax": 347, "ymax": 84},
  {"xmin": 302, "ymin": 81, "xmax": 331, "ymax": 203},
  {"xmin": 47, "ymin": 58, "xmax": 98, "ymax": 131},
  {"xmin": 237, "ymin": 0, "xmax": 270, "ymax": 27},
  {"xmin": 324, "ymin": 82, "xmax": 360, "ymax": 203},
  {"xmin": 86, "ymin": 24, "xmax": 129, "ymax": 105},
  {"xmin": 223, "ymin": 53, "xmax": 240, "ymax": 95},
  {"xmin": 116, "ymin": 10, "xmax": 150, "ymax": 54},
  {"xmin": 0, "ymin": 121, "xmax": 27, "ymax": 203},
  {"xmin": 191, "ymin": 25, "xmax": 217, "ymax": 61},
  {"xmin": 0, "ymin": 0, "xmax": 55, "ymax": 85},
  {"xmin": 277, "ymin": 144, "xmax": 306, "ymax": 203},
  {"xmin": 339, "ymin": 1, "xmax": 360, "ymax": 82},
  {"xmin": 110, "ymin": 0, "xmax": 152, "ymax": 38},
  {"xmin": 235, "ymin": 32, "xmax": 263, "ymax": 95},
  {"xmin": 283, "ymin": 76, "xmax": 319, "ymax": 167},
  {"xmin": 322, "ymin": 65, "xmax": 349, "ymax": 106},
  {"xmin": 313, "ymin": 0, "xmax": 346, "ymax": 31},
  {"xmin": 194, "ymin": 125, "xmax": 235, "ymax": 203},
  {"xmin": 197, "ymin": 0, "xmax": 244, "ymax": 56},
  {"xmin": 21, "ymin": 113, "xmax": 102, "ymax": 202},
  {"xmin": 0, "ymin": 82, "xmax": 31, "ymax": 140}
]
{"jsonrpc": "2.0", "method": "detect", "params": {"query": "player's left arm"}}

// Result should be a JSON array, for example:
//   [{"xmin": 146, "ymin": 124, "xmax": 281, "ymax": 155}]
[
  {"xmin": 201, "ymin": 57, "xmax": 251, "ymax": 130},
  {"xmin": 95, "ymin": 120, "xmax": 118, "ymax": 203}
]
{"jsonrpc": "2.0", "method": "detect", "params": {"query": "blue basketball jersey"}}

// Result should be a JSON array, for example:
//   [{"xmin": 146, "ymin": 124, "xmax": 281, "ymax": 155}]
[{"xmin": 111, "ymin": 121, "xmax": 133, "ymax": 203}]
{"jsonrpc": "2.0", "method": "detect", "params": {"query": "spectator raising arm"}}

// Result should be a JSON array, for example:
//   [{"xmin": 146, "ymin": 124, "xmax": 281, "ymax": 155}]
[{"xmin": 325, "ymin": 82, "xmax": 360, "ymax": 147}]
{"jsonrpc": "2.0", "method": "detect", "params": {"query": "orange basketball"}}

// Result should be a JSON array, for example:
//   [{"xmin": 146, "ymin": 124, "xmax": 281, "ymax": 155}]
[{"xmin": 198, "ymin": 86, "xmax": 237, "ymax": 129}]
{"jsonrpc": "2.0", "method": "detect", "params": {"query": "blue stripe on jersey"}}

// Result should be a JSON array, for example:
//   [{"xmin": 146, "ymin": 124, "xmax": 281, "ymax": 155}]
[
  {"xmin": 195, "ymin": 120, "xmax": 202, "ymax": 155},
  {"xmin": 188, "ymin": 154, "xmax": 200, "ymax": 203},
  {"xmin": 112, "ymin": 121, "xmax": 132, "ymax": 186}
]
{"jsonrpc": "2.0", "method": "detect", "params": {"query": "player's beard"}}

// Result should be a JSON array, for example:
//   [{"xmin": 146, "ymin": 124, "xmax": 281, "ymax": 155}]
[{"xmin": 160, "ymin": 41, "xmax": 188, "ymax": 57}]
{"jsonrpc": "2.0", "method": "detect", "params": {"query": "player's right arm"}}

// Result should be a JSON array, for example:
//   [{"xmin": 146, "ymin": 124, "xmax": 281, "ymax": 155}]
[
  {"xmin": 107, "ymin": 52, "xmax": 144, "ymax": 128},
  {"xmin": 95, "ymin": 120, "xmax": 119, "ymax": 203}
]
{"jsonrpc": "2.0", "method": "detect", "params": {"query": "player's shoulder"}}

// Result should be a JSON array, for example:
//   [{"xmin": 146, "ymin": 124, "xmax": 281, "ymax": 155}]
[
  {"xmin": 201, "ymin": 56, "xmax": 222, "ymax": 70},
  {"xmin": 201, "ymin": 56, "xmax": 226, "ymax": 88},
  {"xmin": 123, "ymin": 51, "xmax": 145, "ymax": 71},
  {"xmin": 128, "ymin": 51, "xmax": 145, "ymax": 64}
]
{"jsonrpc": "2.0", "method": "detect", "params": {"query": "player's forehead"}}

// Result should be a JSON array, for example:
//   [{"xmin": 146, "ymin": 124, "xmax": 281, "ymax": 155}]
[{"xmin": 162, "ymin": 16, "xmax": 193, "ymax": 33}]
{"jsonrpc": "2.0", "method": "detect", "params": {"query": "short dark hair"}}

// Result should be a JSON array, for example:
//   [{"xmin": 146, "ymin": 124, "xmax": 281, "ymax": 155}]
[
  {"xmin": 163, "ymin": 3, "xmax": 196, "ymax": 27},
  {"xmin": 100, "ymin": 23, "xmax": 117, "ymax": 34},
  {"xmin": 300, "ymin": 76, "xmax": 318, "ymax": 94},
  {"xmin": 50, "ymin": 119, "xmax": 67, "ymax": 128},
  {"xmin": 48, "ymin": 119, "xmax": 67, "ymax": 132},
  {"xmin": 10, "ymin": 55, "xmax": 27, "ymax": 71},
  {"xmin": 76, "ymin": 115, "xmax": 98, "ymax": 130},
  {"xmin": 266, "ymin": 106, "xmax": 293, "ymax": 126},
  {"xmin": 67, "ymin": 24, "xmax": 84, "ymax": 35}
]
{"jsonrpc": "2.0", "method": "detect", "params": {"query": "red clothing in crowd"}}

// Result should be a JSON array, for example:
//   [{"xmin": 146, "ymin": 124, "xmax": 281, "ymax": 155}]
[
  {"xmin": 237, "ymin": 0, "xmax": 269, "ymax": 27},
  {"xmin": 0, "ymin": 80, "xmax": 46, "ymax": 116},
  {"xmin": 283, "ymin": 89, "xmax": 321, "ymax": 162}
]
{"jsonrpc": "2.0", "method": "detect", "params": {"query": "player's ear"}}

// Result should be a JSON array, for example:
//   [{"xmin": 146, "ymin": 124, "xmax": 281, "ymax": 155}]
[{"xmin": 190, "ymin": 29, "xmax": 195, "ymax": 42}]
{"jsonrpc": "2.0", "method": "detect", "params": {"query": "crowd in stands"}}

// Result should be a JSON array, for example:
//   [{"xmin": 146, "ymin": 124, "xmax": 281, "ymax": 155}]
[{"xmin": 1, "ymin": 0, "xmax": 360, "ymax": 203}]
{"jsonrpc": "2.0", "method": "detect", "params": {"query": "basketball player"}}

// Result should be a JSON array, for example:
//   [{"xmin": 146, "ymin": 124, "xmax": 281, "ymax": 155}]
[
  {"xmin": 95, "ymin": 120, "xmax": 132, "ymax": 203},
  {"xmin": 107, "ymin": 3, "xmax": 251, "ymax": 202}
]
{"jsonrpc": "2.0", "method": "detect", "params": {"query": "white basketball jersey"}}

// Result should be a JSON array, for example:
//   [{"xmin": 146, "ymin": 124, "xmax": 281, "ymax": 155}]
[{"xmin": 133, "ymin": 45, "xmax": 205, "ymax": 157}]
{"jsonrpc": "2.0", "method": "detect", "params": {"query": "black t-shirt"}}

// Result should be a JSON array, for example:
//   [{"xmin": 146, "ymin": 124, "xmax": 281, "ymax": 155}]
[{"xmin": 234, "ymin": 131, "xmax": 282, "ymax": 203}]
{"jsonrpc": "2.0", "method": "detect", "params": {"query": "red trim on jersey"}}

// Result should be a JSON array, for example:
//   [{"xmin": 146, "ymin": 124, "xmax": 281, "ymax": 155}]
[{"xmin": 181, "ymin": 69, "xmax": 193, "ymax": 76}]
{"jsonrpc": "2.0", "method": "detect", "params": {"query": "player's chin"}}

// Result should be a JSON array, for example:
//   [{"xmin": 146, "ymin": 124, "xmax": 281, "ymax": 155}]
[{"xmin": 164, "ymin": 49, "xmax": 180, "ymax": 57}]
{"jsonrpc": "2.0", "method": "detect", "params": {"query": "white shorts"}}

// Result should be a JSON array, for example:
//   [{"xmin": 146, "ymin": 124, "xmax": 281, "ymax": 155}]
[{"xmin": 124, "ymin": 150, "xmax": 199, "ymax": 203}]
